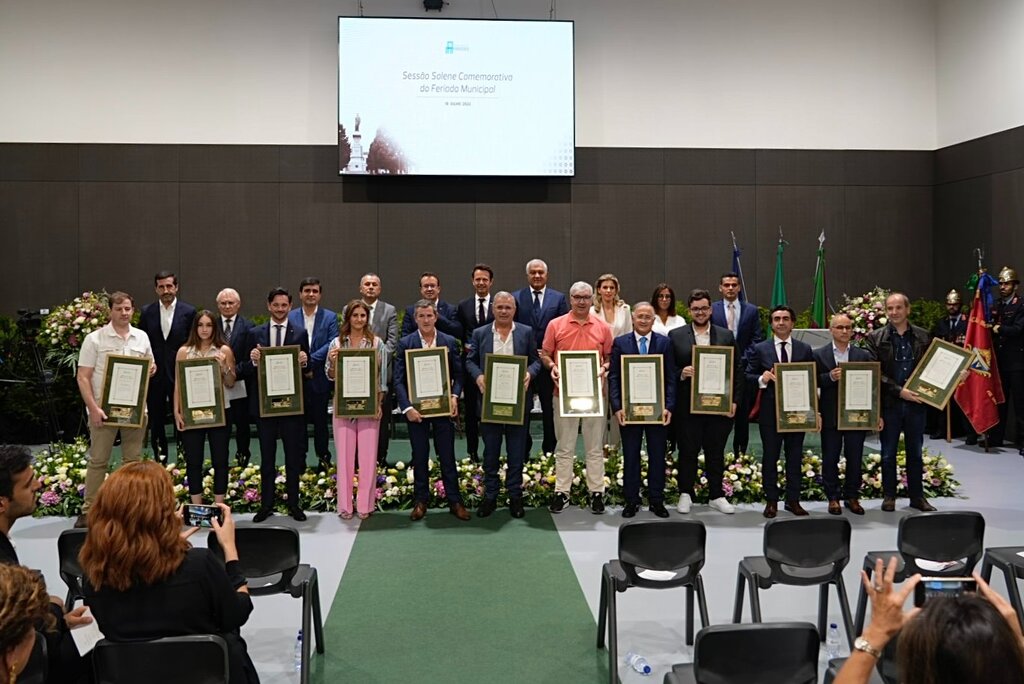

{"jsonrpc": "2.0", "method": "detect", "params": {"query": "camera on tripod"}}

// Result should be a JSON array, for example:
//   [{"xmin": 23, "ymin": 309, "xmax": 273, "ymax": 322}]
[{"xmin": 16, "ymin": 309, "xmax": 50, "ymax": 337}]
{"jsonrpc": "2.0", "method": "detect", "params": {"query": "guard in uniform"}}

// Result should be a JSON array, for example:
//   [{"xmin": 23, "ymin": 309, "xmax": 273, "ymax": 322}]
[
  {"xmin": 991, "ymin": 267, "xmax": 1024, "ymax": 455},
  {"xmin": 929, "ymin": 289, "xmax": 969, "ymax": 440}
]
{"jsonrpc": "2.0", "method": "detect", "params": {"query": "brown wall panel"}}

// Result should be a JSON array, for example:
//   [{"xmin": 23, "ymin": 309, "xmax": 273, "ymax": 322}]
[
  {"xmin": 664, "ymin": 149, "xmax": 756, "ymax": 186},
  {"xmin": 79, "ymin": 144, "xmax": 179, "ymax": 182},
  {"xmin": 991, "ymin": 169, "xmax": 1024, "ymax": 270},
  {"xmin": 756, "ymin": 150, "xmax": 846, "ymax": 186},
  {"xmin": 933, "ymin": 177, "xmax": 992, "ymax": 298},
  {"xmin": 474, "ymin": 203, "xmax": 572, "ymax": 295},
  {"xmin": 179, "ymin": 145, "xmax": 280, "ymax": 183},
  {"xmin": 0, "ymin": 144, "xmax": 78, "ymax": 181},
  {"xmin": 573, "ymin": 148, "xmax": 664, "ymax": 185},
  {"xmin": 844, "ymin": 151, "xmax": 934, "ymax": 187}
]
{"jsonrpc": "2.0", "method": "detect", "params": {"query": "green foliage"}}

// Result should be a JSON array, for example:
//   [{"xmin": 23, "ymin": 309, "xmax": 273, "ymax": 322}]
[{"xmin": 909, "ymin": 298, "xmax": 946, "ymax": 333}]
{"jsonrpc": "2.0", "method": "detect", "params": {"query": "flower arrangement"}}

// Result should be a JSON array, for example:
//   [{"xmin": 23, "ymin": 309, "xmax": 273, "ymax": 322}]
[
  {"xmin": 32, "ymin": 437, "xmax": 961, "ymax": 517},
  {"xmin": 40, "ymin": 291, "xmax": 111, "ymax": 372},
  {"xmin": 838, "ymin": 287, "xmax": 890, "ymax": 344}
]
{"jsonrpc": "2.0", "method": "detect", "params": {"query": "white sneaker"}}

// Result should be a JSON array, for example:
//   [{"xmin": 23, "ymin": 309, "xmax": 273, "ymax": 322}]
[
  {"xmin": 676, "ymin": 493, "xmax": 692, "ymax": 514},
  {"xmin": 709, "ymin": 497, "xmax": 735, "ymax": 514}
]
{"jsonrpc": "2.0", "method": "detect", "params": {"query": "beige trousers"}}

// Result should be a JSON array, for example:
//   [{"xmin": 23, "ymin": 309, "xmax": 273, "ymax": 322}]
[
  {"xmin": 83, "ymin": 417, "xmax": 147, "ymax": 511},
  {"xmin": 553, "ymin": 411, "xmax": 606, "ymax": 494}
]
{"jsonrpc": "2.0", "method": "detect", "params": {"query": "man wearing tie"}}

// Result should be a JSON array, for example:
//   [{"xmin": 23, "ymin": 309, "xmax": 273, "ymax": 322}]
[
  {"xmin": 216, "ymin": 288, "xmax": 254, "ymax": 467},
  {"xmin": 514, "ymin": 258, "xmax": 569, "ymax": 457},
  {"xmin": 465, "ymin": 292, "xmax": 539, "ymax": 518},
  {"xmin": 457, "ymin": 264, "xmax": 496, "ymax": 463},
  {"xmin": 243, "ymin": 287, "xmax": 310, "ymax": 522},
  {"xmin": 400, "ymin": 272, "xmax": 463, "ymax": 340},
  {"xmin": 745, "ymin": 305, "xmax": 815, "ymax": 518},
  {"xmin": 359, "ymin": 273, "xmax": 399, "ymax": 466},
  {"xmin": 711, "ymin": 272, "xmax": 763, "ymax": 456},
  {"xmin": 289, "ymin": 277, "xmax": 337, "ymax": 472},
  {"xmin": 609, "ymin": 302, "xmax": 676, "ymax": 518},
  {"xmin": 138, "ymin": 270, "xmax": 196, "ymax": 461}
]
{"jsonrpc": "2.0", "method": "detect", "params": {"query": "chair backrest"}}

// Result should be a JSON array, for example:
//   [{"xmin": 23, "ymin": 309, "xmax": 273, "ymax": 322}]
[
  {"xmin": 692, "ymin": 622, "xmax": 819, "ymax": 684},
  {"xmin": 206, "ymin": 524, "xmax": 301, "ymax": 595},
  {"xmin": 57, "ymin": 528, "xmax": 88, "ymax": 604},
  {"xmin": 763, "ymin": 518, "xmax": 851, "ymax": 585},
  {"xmin": 14, "ymin": 631, "xmax": 47, "ymax": 684},
  {"xmin": 898, "ymin": 511, "xmax": 985, "ymax": 574},
  {"xmin": 93, "ymin": 635, "xmax": 229, "ymax": 684},
  {"xmin": 618, "ymin": 519, "xmax": 706, "ymax": 587}
]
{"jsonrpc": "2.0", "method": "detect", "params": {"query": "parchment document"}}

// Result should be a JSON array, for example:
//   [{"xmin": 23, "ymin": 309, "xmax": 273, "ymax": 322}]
[
  {"xmin": 918, "ymin": 347, "xmax": 961, "ymax": 389},
  {"xmin": 781, "ymin": 370, "xmax": 811, "ymax": 412},
  {"xmin": 184, "ymin": 365, "xmax": 216, "ymax": 408},
  {"xmin": 697, "ymin": 353, "xmax": 726, "ymax": 395},
  {"xmin": 489, "ymin": 362, "xmax": 520, "ymax": 404},
  {"xmin": 342, "ymin": 356, "xmax": 371, "ymax": 398},
  {"xmin": 109, "ymin": 363, "xmax": 142, "ymax": 406},
  {"xmin": 564, "ymin": 357, "xmax": 595, "ymax": 398},
  {"xmin": 844, "ymin": 370, "xmax": 874, "ymax": 411},
  {"xmin": 628, "ymin": 362, "xmax": 657, "ymax": 404},
  {"xmin": 266, "ymin": 355, "xmax": 296, "ymax": 397},
  {"xmin": 413, "ymin": 355, "xmax": 444, "ymax": 397}
]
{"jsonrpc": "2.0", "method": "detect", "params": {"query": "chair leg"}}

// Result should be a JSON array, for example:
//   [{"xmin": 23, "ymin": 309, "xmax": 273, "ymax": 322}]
[
  {"xmin": 748, "ymin": 577, "xmax": 763, "ymax": 623},
  {"xmin": 854, "ymin": 565, "xmax": 873, "ymax": 636},
  {"xmin": 980, "ymin": 557, "xmax": 993, "ymax": 583},
  {"xmin": 818, "ymin": 584, "xmax": 829, "ymax": 640},
  {"xmin": 311, "ymin": 574, "xmax": 325, "ymax": 655},
  {"xmin": 733, "ymin": 570, "xmax": 746, "ymax": 623},
  {"xmin": 685, "ymin": 585, "xmax": 695, "ymax": 646},
  {"xmin": 597, "ymin": 573, "xmax": 608, "ymax": 649},
  {"xmin": 301, "ymin": 580, "xmax": 313, "ymax": 684},
  {"xmin": 607, "ymin": 582, "xmax": 619, "ymax": 684},
  {"xmin": 695, "ymin": 575, "xmax": 710, "ymax": 631},
  {"xmin": 835, "ymin": 576, "xmax": 856, "ymax": 649}
]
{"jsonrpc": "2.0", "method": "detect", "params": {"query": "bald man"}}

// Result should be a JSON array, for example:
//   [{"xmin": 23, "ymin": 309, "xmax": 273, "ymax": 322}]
[{"xmin": 217, "ymin": 288, "xmax": 255, "ymax": 467}]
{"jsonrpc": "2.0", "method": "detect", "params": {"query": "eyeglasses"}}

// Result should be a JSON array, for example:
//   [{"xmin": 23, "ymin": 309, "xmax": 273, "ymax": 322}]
[
  {"xmin": 689, "ymin": 306, "xmax": 711, "ymax": 313},
  {"xmin": 832, "ymin": 325, "xmax": 853, "ymax": 331},
  {"xmin": 570, "ymin": 295, "xmax": 593, "ymax": 302}
]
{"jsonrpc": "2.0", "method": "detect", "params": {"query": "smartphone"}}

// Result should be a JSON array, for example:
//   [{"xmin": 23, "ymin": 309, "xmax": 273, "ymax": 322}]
[
  {"xmin": 914, "ymin": 577, "xmax": 978, "ymax": 606},
  {"xmin": 181, "ymin": 504, "xmax": 223, "ymax": 529}
]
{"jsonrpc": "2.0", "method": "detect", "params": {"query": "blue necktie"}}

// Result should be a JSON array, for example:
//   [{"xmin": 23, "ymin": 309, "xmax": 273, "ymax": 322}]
[{"xmin": 639, "ymin": 336, "xmax": 648, "ymax": 354}]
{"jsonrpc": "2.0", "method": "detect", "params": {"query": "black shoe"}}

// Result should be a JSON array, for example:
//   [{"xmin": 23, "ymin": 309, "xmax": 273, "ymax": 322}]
[
  {"xmin": 909, "ymin": 497, "xmax": 936, "ymax": 512},
  {"xmin": 929, "ymin": 431, "xmax": 944, "ymax": 440},
  {"xmin": 73, "ymin": 514, "xmax": 88, "ymax": 529},
  {"xmin": 477, "ymin": 498, "xmax": 497, "ymax": 518},
  {"xmin": 649, "ymin": 502, "xmax": 669, "ymax": 518},
  {"xmin": 964, "ymin": 434, "xmax": 978, "ymax": 445},
  {"xmin": 235, "ymin": 453, "xmax": 251, "ymax": 468},
  {"xmin": 989, "ymin": 439, "xmax": 1006, "ymax": 448},
  {"xmin": 468, "ymin": 453, "xmax": 480, "ymax": 464},
  {"xmin": 622, "ymin": 502, "xmax": 639, "ymax": 518},
  {"xmin": 377, "ymin": 456, "xmax": 388, "ymax": 468},
  {"xmin": 591, "ymin": 492, "xmax": 605, "ymax": 515},
  {"xmin": 548, "ymin": 492, "xmax": 570, "ymax": 514},
  {"xmin": 1019, "ymin": 447, "xmax": 1024, "ymax": 458},
  {"xmin": 509, "ymin": 497, "xmax": 525, "ymax": 518},
  {"xmin": 289, "ymin": 507, "xmax": 307, "ymax": 522},
  {"xmin": 317, "ymin": 457, "xmax": 332, "ymax": 472},
  {"xmin": 253, "ymin": 508, "xmax": 273, "ymax": 523},
  {"xmin": 881, "ymin": 497, "xmax": 896, "ymax": 512}
]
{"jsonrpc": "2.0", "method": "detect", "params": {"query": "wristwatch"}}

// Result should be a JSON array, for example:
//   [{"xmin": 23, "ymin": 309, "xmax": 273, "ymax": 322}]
[{"xmin": 854, "ymin": 636, "xmax": 881, "ymax": 659}]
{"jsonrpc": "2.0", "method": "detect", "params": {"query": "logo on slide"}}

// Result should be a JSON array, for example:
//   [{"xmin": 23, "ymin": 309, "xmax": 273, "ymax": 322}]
[{"xmin": 444, "ymin": 40, "xmax": 469, "ymax": 54}]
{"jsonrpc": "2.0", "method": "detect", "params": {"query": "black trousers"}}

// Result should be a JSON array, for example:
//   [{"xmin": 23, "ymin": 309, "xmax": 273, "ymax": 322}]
[
  {"xmin": 820, "ymin": 427, "xmax": 866, "ymax": 501},
  {"xmin": 759, "ymin": 417, "xmax": 805, "ymax": 502},
  {"xmin": 676, "ymin": 412, "xmax": 732, "ymax": 500},
  {"xmin": 257, "ymin": 415, "xmax": 306, "ymax": 510},
  {"xmin": 181, "ymin": 425, "xmax": 230, "ymax": 496},
  {"xmin": 146, "ymin": 374, "xmax": 177, "ymax": 456},
  {"xmin": 731, "ymin": 378, "xmax": 753, "ymax": 454},
  {"xmin": 463, "ymin": 372, "xmax": 482, "ymax": 457},
  {"xmin": 227, "ymin": 397, "xmax": 251, "ymax": 456},
  {"xmin": 303, "ymin": 387, "xmax": 331, "ymax": 459},
  {"xmin": 622, "ymin": 423, "xmax": 668, "ymax": 504},
  {"xmin": 376, "ymin": 390, "xmax": 394, "ymax": 465},
  {"xmin": 991, "ymin": 368, "xmax": 1024, "ymax": 446},
  {"xmin": 526, "ymin": 372, "xmax": 557, "ymax": 456}
]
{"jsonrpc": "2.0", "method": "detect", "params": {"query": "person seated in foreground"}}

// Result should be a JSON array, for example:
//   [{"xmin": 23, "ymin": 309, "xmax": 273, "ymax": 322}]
[
  {"xmin": 836, "ymin": 557, "xmax": 1024, "ymax": 684},
  {"xmin": 0, "ymin": 563, "xmax": 56, "ymax": 683},
  {"xmin": 80, "ymin": 461, "xmax": 260, "ymax": 684}
]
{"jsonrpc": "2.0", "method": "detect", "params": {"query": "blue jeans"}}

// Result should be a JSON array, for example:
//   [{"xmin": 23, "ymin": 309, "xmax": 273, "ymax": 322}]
[
  {"xmin": 408, "ymin": 416, "xmax": 462, "ymax": 504},
  {"xmin": 621, "ymin": 423, "xmax": 668, "ymax": 504},
  {"xmin": 480, "ymin": 422, "xmax": 528, "ymax": 499},
  {"xmin": 880, "ymin": 402, "xmax": 927, "ymax": 499}
]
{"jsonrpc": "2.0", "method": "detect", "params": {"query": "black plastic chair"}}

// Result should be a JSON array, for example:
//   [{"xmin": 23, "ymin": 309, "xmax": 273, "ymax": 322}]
[
  {"xmin": 597, "ymin": 519, "xmax": 709, "ymax": 684},
  {"xmin": 665, "ymin": 622, "xmax": 819, "ymax": 684},
  {"xmin": 853, "ymin": 511, "xmax": 985, "ymax": 635},
  {"xmin": 732, "ymin": 517, "xmax": 855, "ymax": 647},
  {"xmin": 980, "ymin": 545, "xmax": 1024, "ymax": 630},
  {"xmin": 57, "ymin": 528, "xmax": 87, "ymax": 611},
  {"xmin": 207, "ymin": 524, "xmax": 324, "ymax": 684},
  {"xmin": 14, "ymin": 631, "xmax": 47, "ymax": 684},
  {"xmin": 93, "ymin": 635, "xmax": 228, "ymax": 684}
]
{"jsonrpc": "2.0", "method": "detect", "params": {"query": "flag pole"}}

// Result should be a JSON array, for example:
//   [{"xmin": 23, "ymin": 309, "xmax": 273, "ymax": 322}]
[{"xmin": 730, "ymin": 231, "xmax": 748, "ymax": 299}]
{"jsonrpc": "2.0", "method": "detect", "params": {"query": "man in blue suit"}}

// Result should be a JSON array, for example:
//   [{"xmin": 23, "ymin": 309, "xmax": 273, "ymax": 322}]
[
  {"xmin": 711, "ymin": 272, "xmax": 763, "ymax": 456},
  {"xmin": 466, "ymin": 292, "xmax": 539, "ymax": 518},
  {"xmin": 514, "ymin": 258, "xmax": 569, "ymax": 456},
  {"xmin": 138, "ymin": 270, "xmax": 196, "ymax": 461},
  {"xmin": 456, "ymin": 264, "xmax": 496, "ymax": 463},
  {"xmin": 609, "ymin": 302, "xmax": 676, "ymax": 518},
  {"xmin": 814, "ymin": 312, "xmax": 876, "ymax": 516},
  {"xmin": 745, "ymin": 305, "xmax": 816, "ymax": 518},
  {"xmin": 288, "ymin": 277, "xmax": 337, "ymax": 471},
  {"xmin": 242, "ymin": 287, "xmax": 310, "ymax": 523},
  {"xmin": 216, "ymin": 287, "xmax": 254, "ymax": 467},
  {"xmin": 400, "ymin": 272, "xmax": 463, "ymax": 340},
  {"xmin": 394, "ymin": 300, "xmax": 470, "ymax": 522}
]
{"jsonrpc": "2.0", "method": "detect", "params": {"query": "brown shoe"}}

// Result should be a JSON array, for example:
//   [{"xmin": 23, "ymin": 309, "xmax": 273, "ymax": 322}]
[
  {"xmin": 827, "ymin": 500, "xmax": 842, "ymax": 515},
  {"xmin": 784, "ymin": 501, "xmax": 809, "ymax": 516},
  {"xmin": 881, "ymin": 497, "xmax": 896, "ymax": 512},
  {"xmin": 449, "ymin": 502, "xmax": 471, "ymax": 521},
  {"xmin": 410, "ymin": 501, "xmax": 427, "ymax": 521},
  {"xmin": 909, "ymin": 497, "xmax": 936, "ymax": 512},
  {"xmin": 763, "ymin": 501, "xmax": 778, "ymax": 518},
  {"xmin": 844, "ymin": 498, "xmax": 865, "ymax": 515}
]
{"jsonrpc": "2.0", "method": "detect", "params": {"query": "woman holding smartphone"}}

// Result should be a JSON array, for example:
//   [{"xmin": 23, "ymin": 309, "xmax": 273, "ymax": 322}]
[
  {"xmin": 326, "ymin": 299, "xmax": 388, "ymax": 519},
  {"xmin": 174, "ymin": 309, "xmax": 236, "ymax": 505}
]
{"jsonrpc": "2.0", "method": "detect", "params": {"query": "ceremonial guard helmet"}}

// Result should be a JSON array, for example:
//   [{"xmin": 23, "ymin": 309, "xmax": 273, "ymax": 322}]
[
  {"xmin": 945, "ymin": 289, "xmax": 961, "ymax": 304},
  {"xmin": 998, "ymin": 266, "xmax": 1019, "ymax": 284}
]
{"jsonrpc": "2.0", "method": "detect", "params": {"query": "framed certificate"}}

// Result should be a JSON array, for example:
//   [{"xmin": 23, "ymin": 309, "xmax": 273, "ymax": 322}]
[
  {"xmin": 904, "ymin": 338, "xmax": 972, "ymax": 410},
  {"xmin": 100, "ymin": 354, "xmax": 151, "ymax": 428},
  {"xmin": 176, "ymin": 357, "xmax": 226, "ymax": 429},
  {"xmin": 774, "ymin": 362, "xmax": 818, "ymax": 433},
  {"xmin": 837, "ymin": 361, "xmax": 881, "ymax": 431},
  {"xmin": 405, "ymin": 346, "xmax": 452, "ymax": 417},
  {"xmin": 481, "ymin": 354, "xmax": 528, "ymax": 425},
  {"xmin": 557, "ymin": 350, "xmax": 604, "ymax": 418},
  {"xmin": 620, "ymin": 354, "xmax": 665, "ymax": 424},
  {"xmin": 258, "ymin": 345, "xmax": 304, "ymax": 417},
  {"xmin": 690, "ymin": 345, "xmax": 734, "ymax": 415},
  {"xmin": 334, "ymin": 349, "xmax": 379, "ymax": 418}
]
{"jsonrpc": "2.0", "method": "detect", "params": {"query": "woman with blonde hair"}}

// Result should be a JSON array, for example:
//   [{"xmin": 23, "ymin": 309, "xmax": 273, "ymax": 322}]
[
  {"xmin": 80, "ymin": 460, "xmax": 259, "ymax": 684},
  {"xmin": 0, "ymin": 564, "xmax": 54, "ymax": 684},
  {"xmin": 594, "ymin": 274, "xmax": 631, "ymax": 450}
]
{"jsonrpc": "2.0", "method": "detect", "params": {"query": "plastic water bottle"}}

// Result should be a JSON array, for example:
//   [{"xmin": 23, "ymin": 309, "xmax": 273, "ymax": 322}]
[
  {"xmin": 825, "ymin": 623, "xmax": 842, "ymax": 659},
  {"xmin": 294, "ymin": 630, "xmax": 303, "ymax": 673},
  {"xmin": 625, "ymin": 651, "xmax": 652, "ymax": 675}
]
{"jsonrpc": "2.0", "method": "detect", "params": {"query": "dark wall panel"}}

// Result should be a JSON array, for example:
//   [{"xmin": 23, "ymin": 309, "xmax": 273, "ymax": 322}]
[
  {"xmin": 991, "ymin": 169, "xmax": 1024, "ymax": 270},
  {"xmin": 179, "ymin": 145, "xmax": 280, "ymax": 183},
  {"xmin": 475, "ymin": 203, "xmax": 572, "ymax": 296},
  {"xmin": 933, "ymin": 177, "xmax": 992, "ymax": 296},
  {"xmin": 79, "ymin": 144, "xmax": 179, "ymax": 182}
]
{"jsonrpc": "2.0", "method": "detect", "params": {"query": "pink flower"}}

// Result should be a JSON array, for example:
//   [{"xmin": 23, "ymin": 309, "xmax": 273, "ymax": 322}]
[
  {"xmin": 243, "ymin": 488, "xmax": 260, "ymax": 502},
  {"xmin": 40, "ymin": 491, "xmax": 60, "ymax": 506}
]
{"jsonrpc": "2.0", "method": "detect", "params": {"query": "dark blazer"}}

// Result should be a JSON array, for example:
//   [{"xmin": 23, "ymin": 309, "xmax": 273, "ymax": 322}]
[
  {"xmin": 668, "ymin": 323, "xmax": 741, "ymax": 416},
  {"xmin": 513, "ymin": 286, "xmax": 569, "ymax": 349},
  {"xmin": 289, "ymin": 306, "xmax": 338, "ymax": 395},
  {"xmin": 221, "ymin": 315, "xmax": 253, "ymax": 375},
  {"xmin": 457, "ymin": 295, "xmax": 495, "ymax": 344},
  {"xmin": 745, "ymin": 336, "xmax": 814, "ymax": 422},
  {"xmin": 0, "ymin": 533, "xmax": 16, "ymax": 565},
  {"xmin": 240, "ymin": 320, "xmax": 310, "ymax": 415},
  {"xmin": 814, "ymin": 343, "xmax": 873, "ymax": 431},
  {"xmin": 865, "ymin": 324, "xmax": 932, "ymax": 408},
  {"xmin": 139, "ymin": 299, "xmax": 197, "ymax": 385},
  {"xmin": 465, "ymin": 323, "xmax": 541, "ymax": 415},
  {"xmin": 609, "ymin": 331, "xmax": 677, "ymax": 414},
  {"xmin": 393, "ymin": 330, "xmax": 463, "ymax": 412},
  {"xmin": 401, "ymin": 300, "xmax": 463, "ymax": 340},
  {"xmin": 711, "ymin": 299, "xmax": 763, "ymax": 359}
]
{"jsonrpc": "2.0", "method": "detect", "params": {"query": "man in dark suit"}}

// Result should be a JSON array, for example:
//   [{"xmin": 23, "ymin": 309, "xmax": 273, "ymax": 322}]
[
  {"xmin": 992, "ymin": 266, "xmax": 1024, "ymax": 454},
  {"xmin": 400, "ymin": 272, "xmax": 463, "ymax": 339},
  {"xmin": 394, "ymin": 300, "xmax": 470, "ymax": 522},
  {"xmin": 669, "ymin": 289, "xmax": 740, "ymax": 515},
  {"xmin": 745, "ymin": 305, "xmax": 815, "ymax": 518},
  {"xmin": 711, "ymin": 272, "xmax": 763, "ymax": 456},
  {"xmin": 359, "ymin": 273, "xmax": 399, "ymax": 466},
  {"xmin": 514, "ymin": 258, "xmax": 569, "ymax": 456},
  {"xmin": 465, "ymin": 291, "xmax": 539, "ymax": 518},
  {"xmin": 928, "ymin": 289, "xmax": 968, "ymax": 440},
  {"xmin": 138, "ymin": 270, "xmax": 196, "ymax": 461},
  {"xmin": 289, "ymin": 277, "xmax": 338, "ymax": 471},
  {"xmin": 242, "ymin": 287, "xmax": 310, "ymax": 522},
  {"xmin": 457, "ymin": 263, "xmax": 496, "ymax": 463},
  {"xmin": 610, "ymin": 302, "xmax": 677, "ymax": 518},
  {"xmin": 814, "ymin": 313, "xmax": 875, "ymax": 515},
  {"xmin": 216, "ymin": 287, "xmax": 254, "ymax": 467}
]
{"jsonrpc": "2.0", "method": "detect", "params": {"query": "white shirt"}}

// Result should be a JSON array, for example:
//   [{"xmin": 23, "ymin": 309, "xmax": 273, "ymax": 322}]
[
  {"xmin": 634, "ymin": 332, "xmax": 651, "ymax": 352},
  {"xmin": 78, "ymin": 323, "xmax": 153, "ymax": 404},
  {"xmin": 832, "ymin": 344, "xmax": 850, "ymax": 365},
  {"xmin": 690, "ymin": 324, "xmax": 711, "ymax": 347},
  {"xmin": 758, "ymin": 335, "xmax": 794, "ymax": 389},
  {"xmin": 303, "ymin": 308, "xmax": 317, "ymax": 346},
  {"xmin": 493, "ymin": 322, "xmax": 516, "ymax": 356},
  {"xmin": 652, "ymin": 315, "xmax": 685, "ymax": 336},
  {"xmin": 474, "ymin": 294, "xmax": 492, "ymax": 324},
  {"xmin": 530, "ymin": 286, "xmax": 547, "ymax": 309},
  {"xmin": 160, "ymin": 299, "xmax": 176, "ymax": 339},
  {"xmin": 724, "ymin": 300, "xmax": 739, "ymax": 335}
]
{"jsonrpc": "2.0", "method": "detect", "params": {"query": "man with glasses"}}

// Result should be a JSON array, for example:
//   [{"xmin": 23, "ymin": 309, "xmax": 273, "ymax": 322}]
[{"xmin": 711, "ymin": 272, "xmax": 763, "ymax": 455}]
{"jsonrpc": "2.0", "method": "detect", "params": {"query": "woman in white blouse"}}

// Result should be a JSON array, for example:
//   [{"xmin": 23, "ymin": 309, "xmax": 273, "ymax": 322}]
[
  {"xmin": 651, "ymin": 283, "xmax": 685, "ymax": 335},
  {"xmin": 593, "ymin": 273, "xmax": 632, "ymax": 338}
]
